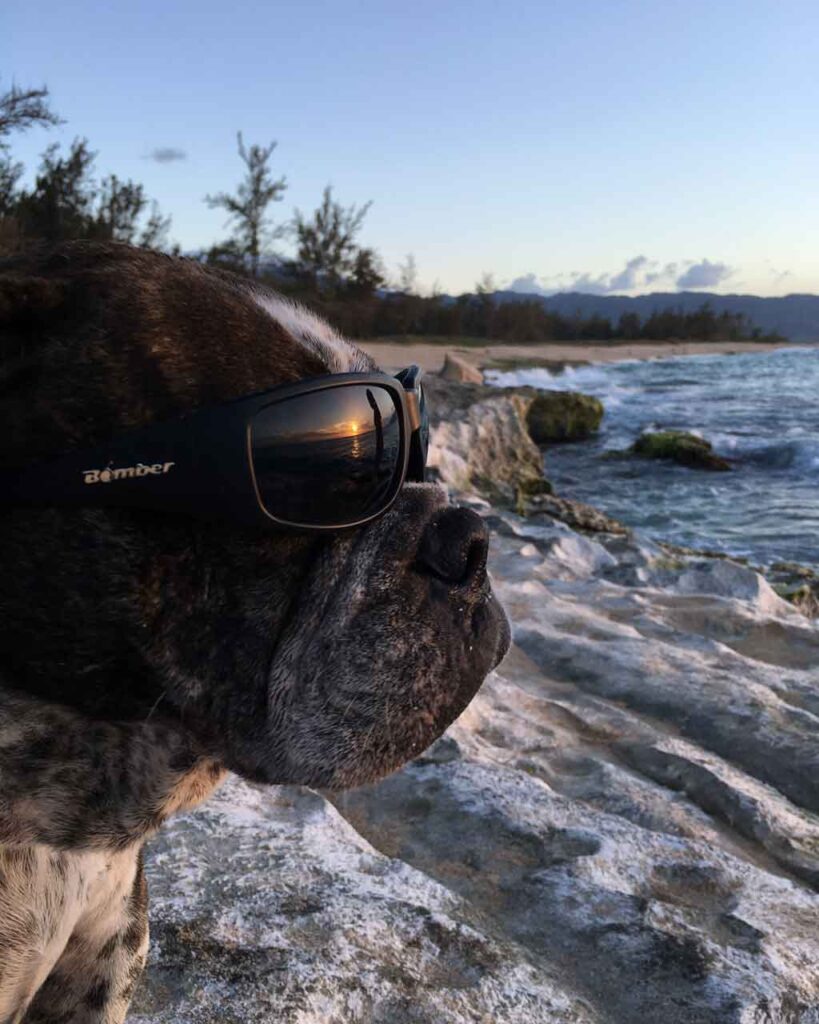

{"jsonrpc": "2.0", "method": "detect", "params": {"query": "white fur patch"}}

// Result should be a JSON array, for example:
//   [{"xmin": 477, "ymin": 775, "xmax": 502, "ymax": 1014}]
[
  {"xmin": 0, "ymin": 845, "xmax": 139, "ymax": 1021},
  {"xmin": 253, "ymin": 292, "xmax": 373, "ymax": 374}
]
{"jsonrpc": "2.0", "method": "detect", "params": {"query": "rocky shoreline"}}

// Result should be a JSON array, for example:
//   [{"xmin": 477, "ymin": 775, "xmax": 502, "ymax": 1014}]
[{"xmin": 131, "ymin": 375, "xmax": 819, "ymax": 1023}]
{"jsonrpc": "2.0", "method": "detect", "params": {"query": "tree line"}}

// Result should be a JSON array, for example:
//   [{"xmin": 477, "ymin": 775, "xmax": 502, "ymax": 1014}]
[
  {"xmin": 0, "ymin": 80, "xmax": 784, "ymax": 344},
  {"xmin": 307, "ymin": 292, "xmax": 784, "ymax": 344}
]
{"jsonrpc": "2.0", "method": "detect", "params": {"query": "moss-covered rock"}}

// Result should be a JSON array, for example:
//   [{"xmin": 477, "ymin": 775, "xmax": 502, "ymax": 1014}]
[
  {"xmin": 526, "ymin": 391, "xmax": 604, "ymax": 444},
  {"xmin": 774, "ymin": 582, "xmax": 819, "ymax": 618},
  {"xmin": 514, "ymin": 476, "xmax": 554, "ymax": 516},
  {"xmin": 526, "ymin": 492, "xmax": 629, "ymax": 534},
  {"xmin": 767, "ymin": 563, "xmax": 819, "ymax": 618},
  {"xmin": 631, "ymin": 430, "xmax": 732, "ymax": 472}
]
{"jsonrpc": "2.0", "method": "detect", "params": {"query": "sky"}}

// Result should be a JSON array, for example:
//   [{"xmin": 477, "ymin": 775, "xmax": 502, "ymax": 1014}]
[{"xmin": 3, "ymin": 0, "xmax": 819, "ymax": 297}]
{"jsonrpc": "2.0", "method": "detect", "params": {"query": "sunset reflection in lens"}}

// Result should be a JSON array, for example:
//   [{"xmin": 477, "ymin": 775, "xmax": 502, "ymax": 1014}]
[{"xmin": 250, "ymin": 383, "xmax": 402, "ymax": 526}]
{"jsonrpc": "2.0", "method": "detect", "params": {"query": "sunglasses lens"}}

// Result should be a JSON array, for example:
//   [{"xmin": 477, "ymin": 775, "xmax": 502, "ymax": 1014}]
[{"xmin": 250, "ymin": 383, "xmax": 403, "ymax": 526}]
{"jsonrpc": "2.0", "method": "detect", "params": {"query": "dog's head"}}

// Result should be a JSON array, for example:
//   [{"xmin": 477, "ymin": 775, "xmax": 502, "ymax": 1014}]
[{"xmin": 0, "ymin": 242, "xmax": 509, "ymax": 790}]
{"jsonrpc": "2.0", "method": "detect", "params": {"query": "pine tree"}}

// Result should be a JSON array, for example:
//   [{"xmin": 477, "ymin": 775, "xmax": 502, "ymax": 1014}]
[
  {"xmin": 293, "ymin": 185, "xmax": 372, "ymax": 295},
  {"xmin": 204, "ymin": 132, "xmax": 287, "ymax": 277}
]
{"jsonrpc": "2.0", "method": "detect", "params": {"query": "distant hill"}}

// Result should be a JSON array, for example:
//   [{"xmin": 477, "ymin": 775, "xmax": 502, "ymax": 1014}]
[{"xmin": 493, "ymin": 290, "xmax": 819, "ymax": 343}]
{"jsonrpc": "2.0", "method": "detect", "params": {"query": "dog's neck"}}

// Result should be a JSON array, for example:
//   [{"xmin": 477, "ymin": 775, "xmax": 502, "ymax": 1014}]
[{"xmin": 0, "ymin": 687, "xmax": 226, "ymax": 851}]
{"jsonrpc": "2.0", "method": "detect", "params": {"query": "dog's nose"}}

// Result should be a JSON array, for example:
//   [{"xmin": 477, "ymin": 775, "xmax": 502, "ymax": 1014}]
[{"xmin": 416, "ymin": 507, "xmax": 489, "ymax": 586}]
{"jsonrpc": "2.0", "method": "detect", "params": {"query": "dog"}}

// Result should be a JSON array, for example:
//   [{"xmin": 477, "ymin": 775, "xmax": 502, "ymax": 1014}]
[{"xmin": 0, "ymin": 241, "xmax": 510, "ymax": 1023}]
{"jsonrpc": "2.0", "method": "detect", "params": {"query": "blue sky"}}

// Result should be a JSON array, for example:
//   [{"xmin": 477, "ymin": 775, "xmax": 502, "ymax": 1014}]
[{"xmin": 3, "ymin": 0, "xmax": 818, "ymax": 296}]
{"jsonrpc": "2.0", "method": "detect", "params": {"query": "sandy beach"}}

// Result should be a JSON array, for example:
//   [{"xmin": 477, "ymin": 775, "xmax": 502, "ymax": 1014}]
[{"xmin": 359, "ymin": 338, "xmax": 796, "ymax": 373}]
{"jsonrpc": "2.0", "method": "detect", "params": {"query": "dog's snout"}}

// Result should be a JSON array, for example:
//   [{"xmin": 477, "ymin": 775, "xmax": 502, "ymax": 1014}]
[{"xmin": 416, "ymin": 507, "xmax": 489, "ymax": 586}]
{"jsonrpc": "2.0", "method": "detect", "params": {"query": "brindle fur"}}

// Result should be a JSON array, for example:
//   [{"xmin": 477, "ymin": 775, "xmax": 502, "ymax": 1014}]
[{"xmin": 0, "ymin": 241, "xmax": 509, "ymax": 1022}]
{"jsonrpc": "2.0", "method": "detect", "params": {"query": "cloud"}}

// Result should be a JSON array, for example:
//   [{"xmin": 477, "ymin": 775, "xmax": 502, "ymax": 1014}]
[
  {"xmin": 608, "ymin": 255, "xmax": 651, "ymax": 291},
  {"xmin": 508, "ymin": 256, "xmax": 667, "ymax": 295},
  {"xmin": 507, "ymin": 256, "xmax": 737, "ymax": 296},
  {"xmin": 507, "ymin": 273, "xmax": 548, "ymax": 295},
  {"xmin": 645, "ymin": 262, "xmax": 678, "ymax": 285},
  {"xmin": 145, "ymin": 147, "xmax": 187, "ymax": 164},
  {"xmin": 675, "ymin": 259, "xmax": 734, "ymax": 289}
]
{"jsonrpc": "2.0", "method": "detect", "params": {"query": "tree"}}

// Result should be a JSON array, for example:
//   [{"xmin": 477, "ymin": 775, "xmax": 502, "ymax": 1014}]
[
  {"xmin": 0, "ymin": 81, "xmax": 62, "ymax": 140},
  {"xmin": 14, "ymin": 139, "xmax": 97, "ymax": 241},
  {"xmin": 474, "ymin": 272, "xmax": 497, "ymax": 338},
  {"xmin": 0, "ymin": 154, "xmax": 22, "ymax": 216},
  {"xmin": 397, "ymin": 253, "xmax": 418, "ymax": 294},
  {"xmin": 475, "ymin": 271, "xmax": 496, "ymax": 295},
  {"xmin": 346, "ymin": 246, "xmax": 385, "ymax": 298},
  {"xmin": 204, "ymin": 132, "xmax": 287, "ymax": 277},
  {"xmin": 293, "ymin": 185, "xmax": 372, "ymax": 294},
  {"xmin": 0, "ymin": 81, "xmax": 62, "ymax": 219},
  {"xmin": 9, "ymin": 138, "xmax": 172, "ymax": 248},
  {"xmin": 204, "ymin": 238, "xmax": 247, "ymax": 271},
  {"xmin": 0, "ymin": 83, "xmax": 170, "ymax": 252},
  {"xmin": 91, "ymin": 174, "xmax": 171, "ymax": 248},
  {"xmin": 617, "ymin": 311, "xmax": 641, "ymax": 340}
]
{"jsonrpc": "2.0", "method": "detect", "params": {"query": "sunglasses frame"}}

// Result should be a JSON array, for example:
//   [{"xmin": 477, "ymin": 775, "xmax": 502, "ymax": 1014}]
[{"xmin": 0, "ymin": 365, "xmax": 427, "ymax": 532}]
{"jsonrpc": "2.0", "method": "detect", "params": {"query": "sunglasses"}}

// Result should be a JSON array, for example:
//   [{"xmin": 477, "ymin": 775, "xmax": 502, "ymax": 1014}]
[{"xmin": 0, "ymin": 365, "xmax": 429, "ymax": 531}]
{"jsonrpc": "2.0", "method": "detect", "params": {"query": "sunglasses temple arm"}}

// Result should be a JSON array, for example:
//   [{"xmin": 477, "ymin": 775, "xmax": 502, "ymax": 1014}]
[{"xmin": 0, "ymin": 411, "xmax": 256, "ymax": 521}]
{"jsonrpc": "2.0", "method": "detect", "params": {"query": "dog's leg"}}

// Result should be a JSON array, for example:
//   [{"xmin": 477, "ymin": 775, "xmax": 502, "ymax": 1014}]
[{"xmin": 22, "ymin": 851, "xmax": 149, "ymax": 1024}]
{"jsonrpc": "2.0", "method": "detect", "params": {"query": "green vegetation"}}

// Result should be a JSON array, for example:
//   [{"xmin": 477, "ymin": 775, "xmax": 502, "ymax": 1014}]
[
  {"xmin": 308, "ymin": 293, "xmax": 783, "ymax": 347},
  {"xmin": 0, "ymin": 78, "xmax": 786, "ymax": 349},
  {"xmin": 0, "ymin": 84, "xmax": 171, "ymax": 251},
  {"xmin": 514, "ymin": 476, "xmax": 554, "ymax": 517},
  {"xmin": 631, "ymin": 431, "xmax": 732, "ymax": 472},
  {"xmin": 526, "ymin": 392, "xmax": 604, "ymax": 444},
  {"xmin": 204, "ymin": 132, "xmax": 287, "ymax": 278}
]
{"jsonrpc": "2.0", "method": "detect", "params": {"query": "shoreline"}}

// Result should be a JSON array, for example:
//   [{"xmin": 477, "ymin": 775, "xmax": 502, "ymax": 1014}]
[{"xmin": 358, "ymin": 338, "xmax": 799, "ymax": 373}]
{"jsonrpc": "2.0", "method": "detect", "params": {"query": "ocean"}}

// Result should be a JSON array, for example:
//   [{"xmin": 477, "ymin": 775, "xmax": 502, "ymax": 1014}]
[{"xmin": 487, "ymin": 345, "xmax": 819, "ymax": 569}]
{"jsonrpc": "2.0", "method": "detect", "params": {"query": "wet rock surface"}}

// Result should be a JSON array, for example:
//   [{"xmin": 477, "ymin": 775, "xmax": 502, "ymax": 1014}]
[
  {"xmin": 629, "ymin": 430, "xmax": 733, "ymax": 472},
  {"xmin": 526, "ymin": 492, "xmax": 629, "ymax": 535},
  {"xmin": 134, "ymin": 380, "xmax": 819, "ymax": 1023},
  {"xmin": 526, "ymin": 391, "xmax": 604, "ymax": 443}
]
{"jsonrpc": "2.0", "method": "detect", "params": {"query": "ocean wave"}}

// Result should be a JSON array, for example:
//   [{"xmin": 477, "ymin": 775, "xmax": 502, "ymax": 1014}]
[
  {"xmin": 731, "ymin": 438, "xmax": 819, "ymax": 471},
  {"xmin": 484, "ymin": 367, "xmax": 562, "ymax": 390},
  {"xmin": 485, "ymin": 364, "xmax": 640, "ymax": 408},
  {"xmin": 532, "ymin": 346, "xmax": 819, "ymax": 566}
]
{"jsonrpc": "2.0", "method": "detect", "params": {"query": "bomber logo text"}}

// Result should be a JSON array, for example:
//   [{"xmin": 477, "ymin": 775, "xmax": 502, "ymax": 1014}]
[{"xmin": 83, "ymin": 462, "xmax": 175, "ymax": 484}]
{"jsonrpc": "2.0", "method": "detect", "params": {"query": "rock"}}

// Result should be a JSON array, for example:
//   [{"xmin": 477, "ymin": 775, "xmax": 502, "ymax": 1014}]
[
  {"xmin": 332, "ymin": 756, "xmax": 819, "ymax": 1024},
  {"xmin": 439, "ymin": 352, "xmax": 484, "ymax": 384},
  {"xmin": 423, "ymin": 377, "xmax": 547, "ymax": 504},
  {"xmin": 767, "ymin": 562, "xmax": 819, "ymax": 618},
  {"xmin": 539, "ymin": 533, "xmax": 618, "ymax": 579},
  {"xmin": 777, "ymin": 581, "xmax": 819, "ymax": 618},
  {"xmin": 527, "ymin": 493, "xmax": 628, "ymax": 535},
  {"xmin": 131, "ymin": 510, "xmax": 819, "ymax": 1023},
  {"xmin": 672, "ymin": 559, "xmax": 797, "ymax": 618},
  {"xmin": 130, "ymin": 375, "xmax": 819, "ymax": 1023},
  {"xmin": 132, "ymin": 777, "xmax": 594, "ymax": 1024},
  {"xmin": 630, "ymin": 431, "xmax": 732, "ymax": 472},
  {"xmin": 526, "ymin": 391, "xmax": 604, "ymax": 444}
]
